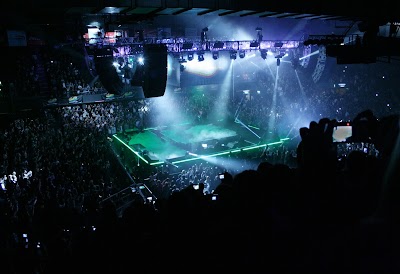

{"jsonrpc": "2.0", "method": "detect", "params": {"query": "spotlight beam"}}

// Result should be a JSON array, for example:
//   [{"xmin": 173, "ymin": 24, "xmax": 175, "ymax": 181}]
[{"xmin": 234, "ymin": 117, "xmax": 261, "ymax": 139}]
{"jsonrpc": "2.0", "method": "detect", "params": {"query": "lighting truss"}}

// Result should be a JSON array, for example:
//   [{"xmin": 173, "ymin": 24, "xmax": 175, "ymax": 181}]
[
  {"xmin": 213, "ymin": 41, "xmax": 225, "ymax": 49},
  {"xmin": 250, "ymin": 41, "xmax": 259, "ymax": 48},
  {"xmin": 303, "ymin": 34, "xmax": 345, "ymax": 46},
  {"xmin": 86, "ymin": 37, "xmax": 303, "ymax": 54},
  {"xmin": 184, "ymin": 40, "xmax": 300, "ymax": 53},
  {"xmin": 182, "ymin": 42, "xmax": 194, "ymax": 49}
]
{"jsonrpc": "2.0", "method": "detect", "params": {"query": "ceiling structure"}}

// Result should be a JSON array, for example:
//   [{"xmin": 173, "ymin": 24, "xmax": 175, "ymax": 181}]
[
  {"xmin": 1, "ymin": 1, "xmax": 399, "ymax": 62},
  {"xmin": 1, "ymin": 0, "xmax": 397, "ymax": 29}
]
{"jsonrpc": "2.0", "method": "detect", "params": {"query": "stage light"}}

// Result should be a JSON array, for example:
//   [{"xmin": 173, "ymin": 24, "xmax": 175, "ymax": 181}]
[
  {"xmin": 239, "ymin": 50, "xmax": 245, "ymax": 58},
  {"xmin": 178, "ymin": 55, "xmax": 187, "ymax": 64},
  {"xmin": 115, "ymin": 31, "xmax": 122, "ymax": 38},
  {"xmin": 260, "ymin": 49, "xmax": 268, "ymax": 60},
  {"xmin": 197, "ymin": 52, "xmax": 205, "ymax": 62},
  {"xmin": 212, "ymin": 51, "xmax": 219, "ymax": 60},
  {"xmin": 275, "ymin": 52, "xmax": 284, "ymax": 59},
  {"xmin": 230, "ymin": 50, "xmax": 237, "ymax": 60},
  {"xmin": 187, "ymin": 52, "xmax": 194, "ymax": 61},
  {"xmin": 276, "ymin": 58, "xmax": 280, "ymax": 66},
  {"xmin": 180, "ymin": 64, "xmax": 185, "ymax": 72},
  {"xmin": 137, "ymin": 56, "xmax": 144, "ymax": 65}
]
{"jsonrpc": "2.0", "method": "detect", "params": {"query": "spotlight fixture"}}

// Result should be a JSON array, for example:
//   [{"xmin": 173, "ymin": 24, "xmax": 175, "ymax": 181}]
[
  {"xmin": 275, "ymin": 52, "xmax": 284, "ymax": 59},
  {"xmin": 197, "ymin": 51, "xmax": 205, "ymax": 62},
  {"xmin": 180, "ymin": 64, "xmax": 185, "ymax": 72},
  {"xmin": 230, "ymin": 50, "xmax": 237, "ymax": 60},
  {"xmin": 178, "ymin": 56, "xmax": 187, "ymax": 63},
  {"xmin": 239, "ymin": 50, "xmax": 245, "ymax": 58},
  {"xmin": 212, "ymin": 51, "xmax": 219, "ymax": 60},
  {"xmin": 187, "ymin": 52, "xmax": 194, "ymax": 61},
  {"xmin": 260, "ymin": 49, "xmax": 268, "ymax": 60},
  {"xmin": 115, "ymin": 31, "xmax": 122, "ymax": 38},
  {"xmin": 276, "ymin": 58, "xmax": 281, "ymax": 66},
  {"xmin": 137, "ymin": 56, "xmax": 144, "ymax": 65}
]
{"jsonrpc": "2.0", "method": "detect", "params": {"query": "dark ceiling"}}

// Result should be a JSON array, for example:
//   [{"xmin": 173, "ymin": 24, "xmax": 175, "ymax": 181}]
[{"xmin": 1, "ymin": 1, "xmax": 397, "ymax": 28}]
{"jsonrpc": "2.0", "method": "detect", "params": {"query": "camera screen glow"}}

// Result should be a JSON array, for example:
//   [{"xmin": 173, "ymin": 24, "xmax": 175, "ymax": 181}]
[{"xmin": 333, "ymin": 125, "xmax": 352, "ymax": 142}]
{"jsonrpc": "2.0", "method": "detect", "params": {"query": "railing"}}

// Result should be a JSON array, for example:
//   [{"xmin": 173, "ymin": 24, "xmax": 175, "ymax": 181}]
[{"xmin": 99, "ymin": 182, "xmax": 157, "ymax": 216}]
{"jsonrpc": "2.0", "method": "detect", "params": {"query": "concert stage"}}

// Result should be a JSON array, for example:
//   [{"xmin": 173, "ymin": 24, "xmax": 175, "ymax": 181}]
[{"xmin": 112, "ymin": 120, "xmax": 288, "ymax": 166}]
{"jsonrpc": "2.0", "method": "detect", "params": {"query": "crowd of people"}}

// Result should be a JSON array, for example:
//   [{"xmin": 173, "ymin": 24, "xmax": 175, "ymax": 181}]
[
  {"xmin": 230, "ymin": 54, "xmax": 400, "ymax": 138},
  {"xmin": 0, "ymin": 43, "xmax": 399, "ymax": 274}
]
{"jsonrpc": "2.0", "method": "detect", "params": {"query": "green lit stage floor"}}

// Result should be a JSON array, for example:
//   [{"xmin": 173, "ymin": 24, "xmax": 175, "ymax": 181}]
[{"xmin": 113, "ymin": 120, "xmax": 287, "ymax": 166}]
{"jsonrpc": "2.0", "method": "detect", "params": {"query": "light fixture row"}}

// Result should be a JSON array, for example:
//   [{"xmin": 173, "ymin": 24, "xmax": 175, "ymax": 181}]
[
  {"xmin": 178, "ymin": 40, "xmax": 300, "ymax": 53},
  {"xmin": 179, "ymin": 49, "xmax": 269, "ymax": 61}
]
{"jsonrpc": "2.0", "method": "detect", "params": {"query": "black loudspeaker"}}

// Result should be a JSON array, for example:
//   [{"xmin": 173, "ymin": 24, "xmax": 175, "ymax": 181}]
[
  {"xmin": 94, "ymin": 47, "xmax": 124, "ymax": 94},
  {"xmin": 142, "ymin": 44, "xmax": 167, "ymax": 98}
]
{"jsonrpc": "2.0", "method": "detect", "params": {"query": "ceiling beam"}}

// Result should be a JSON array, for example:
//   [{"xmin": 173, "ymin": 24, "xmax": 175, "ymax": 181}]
[
  {"xmin": 218, "ymin": 10, "xmax": 240, "ymax": 16},
  {"xmin": 172, "ymin": 8, "xmax": 192, "ymax": 15},
  {"xmin": 259, "ymin": 12, "xmax": 283, "ymax": 18},
  {"xmin": 239, "ymin": 10, "xmax": 267, "ymax": 17},
  {"xmin": 197, "ymin": 9, "xmax": 217, "ymax": 16}
]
